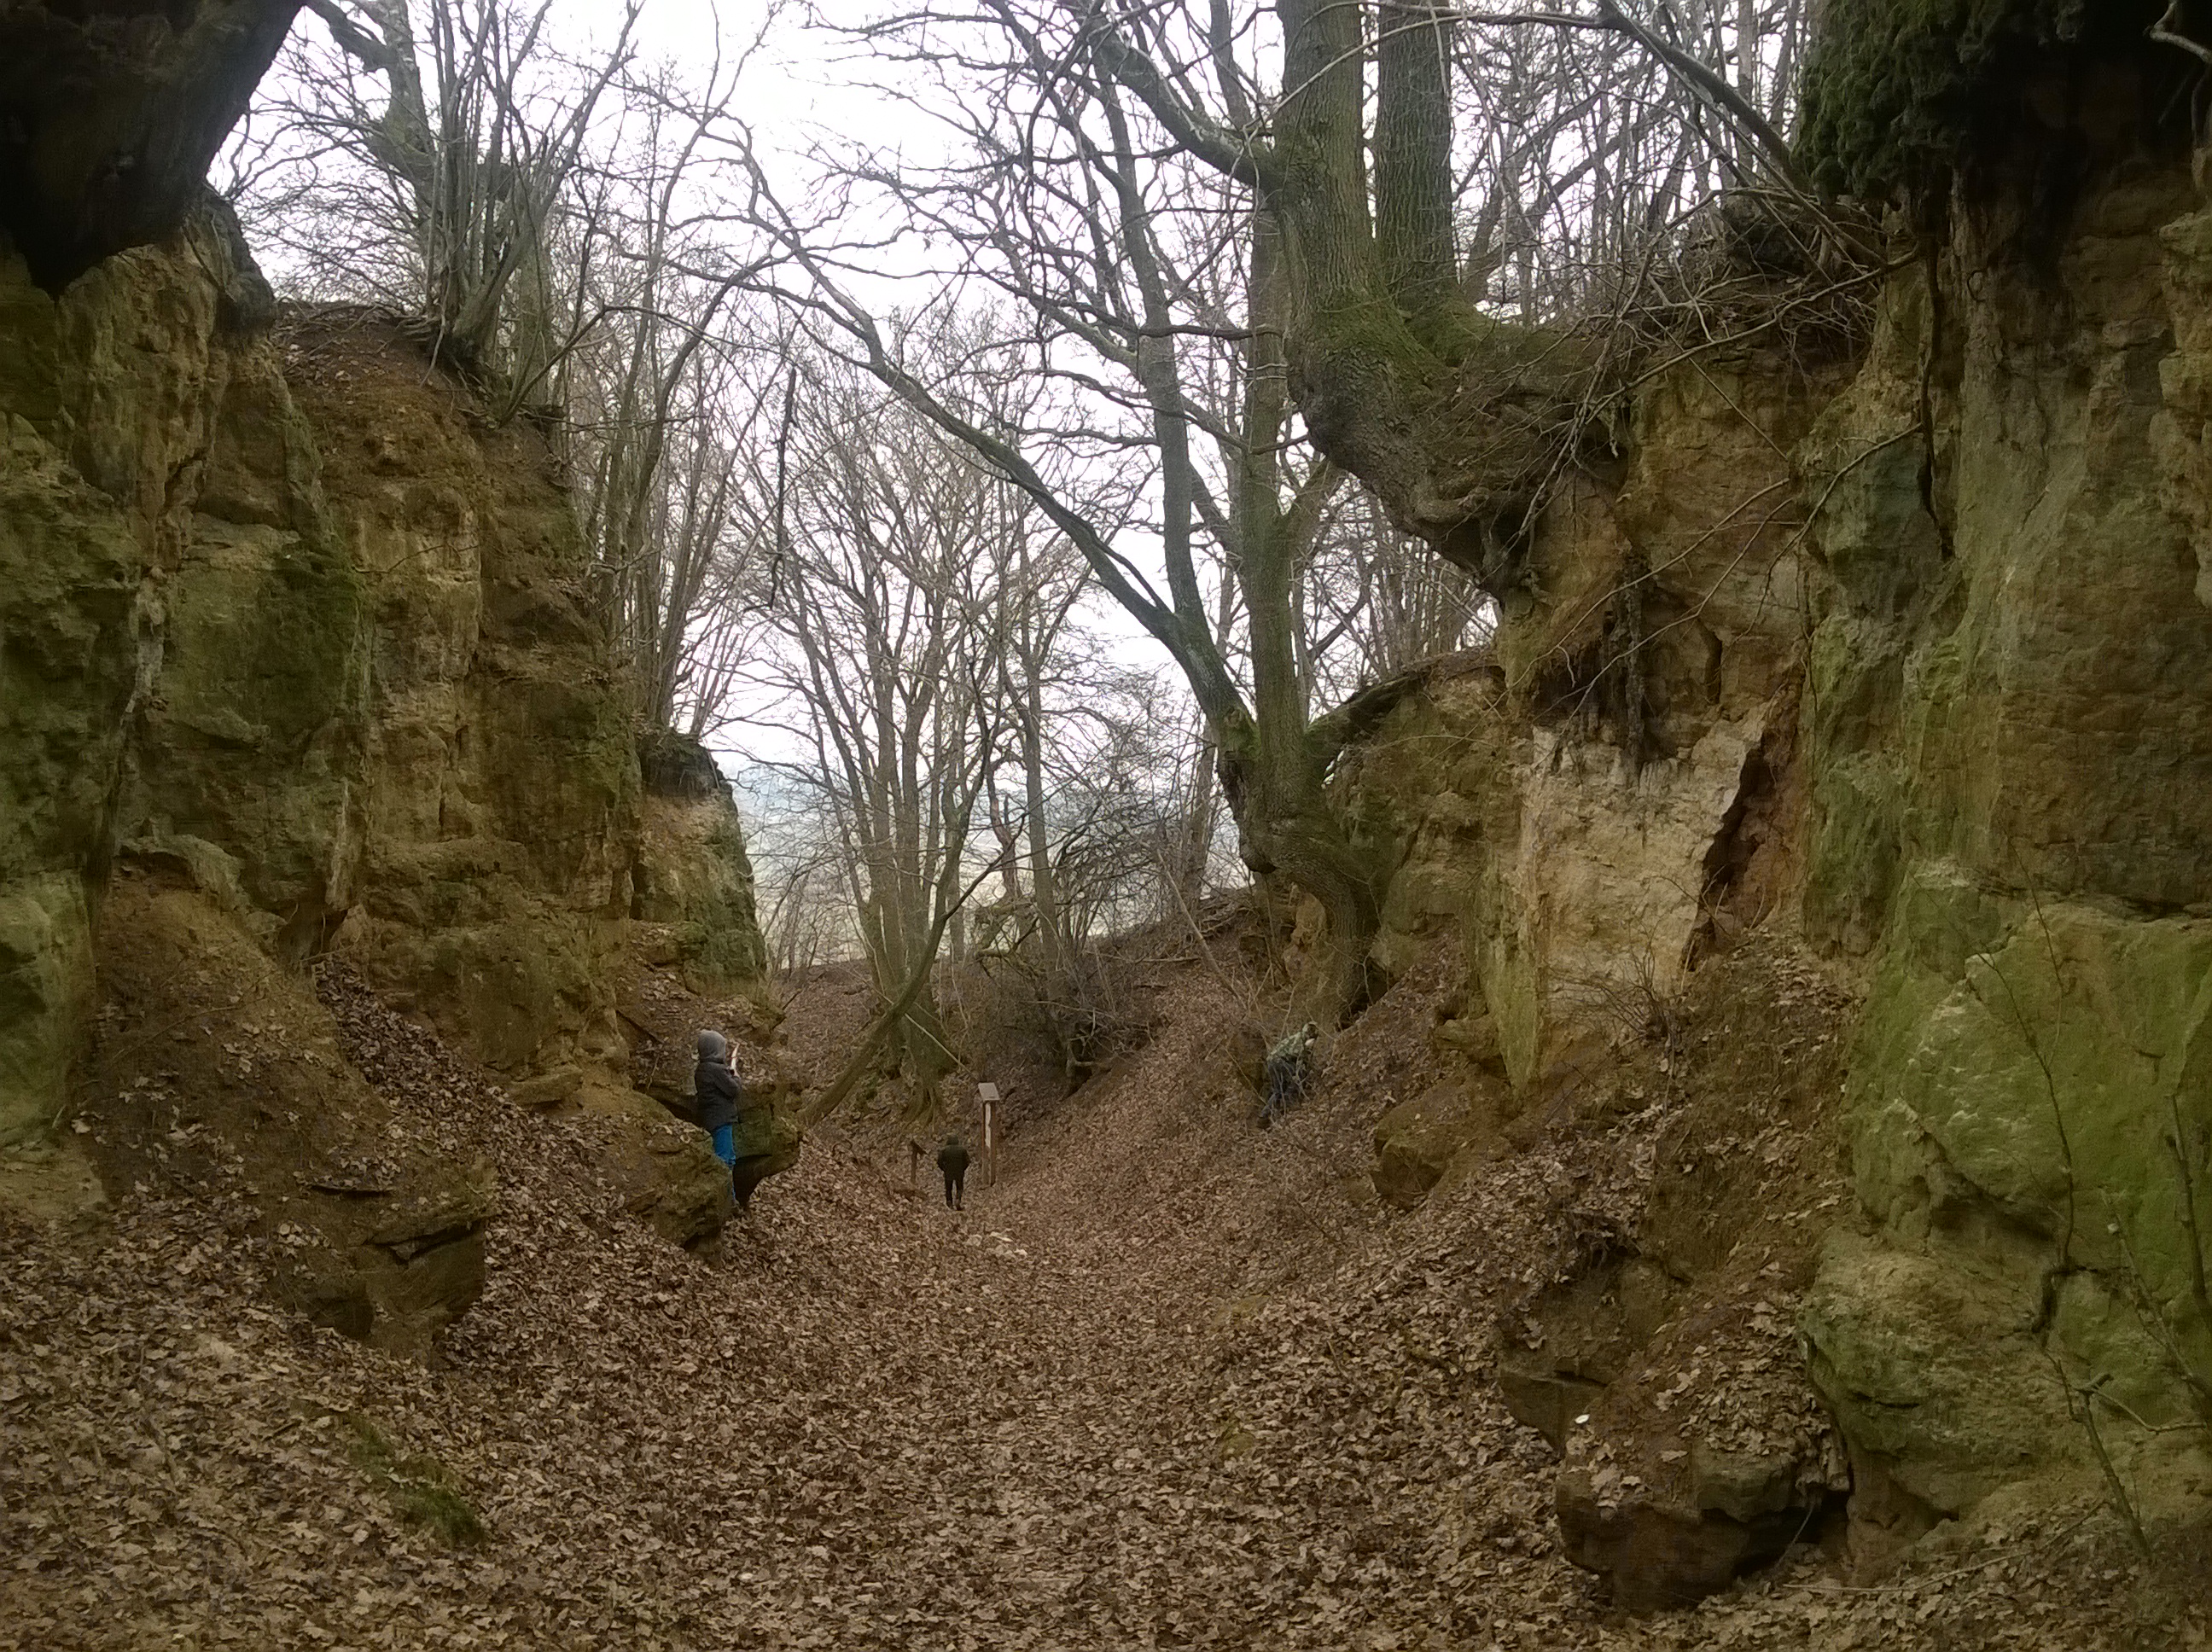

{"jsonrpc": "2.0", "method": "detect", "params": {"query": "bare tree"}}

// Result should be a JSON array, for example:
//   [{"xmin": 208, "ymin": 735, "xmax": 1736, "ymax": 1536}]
[
  {"xmin": 742, "ymin": 11, "xmax": 1455, "ymax": 1016},
  {"xmin": 1300, "ymin": 487, "xmax": 1490, "ymax": 711},
  {"xmin": 234, "ymin": 9, "xmax": 788, "ymax": 737},
  {"xmin": 230, "ymin": 0, "xmax": 1842, "ymax": 1026},
  {"xmin": 745, "ymin": 345, "xmax": 1031, "ymax": 1114},
  {"xmin": 1063, "ymin": 0, "xmax": 1842, "ymax": 567},
  {"xmin": 731, "ymin": 768, "xmax": 874, "ymax": 982},
  {"xmin": 1452, "ymin": 2, "xmax": 1815, "ymax": 320},
  {"xmin": 743, "ymin": 0, "xmax": 1844, "ymax": 1015},
  {"xmin": 256, "ymin": 0, "xmax": 643, "ymax": 381}
]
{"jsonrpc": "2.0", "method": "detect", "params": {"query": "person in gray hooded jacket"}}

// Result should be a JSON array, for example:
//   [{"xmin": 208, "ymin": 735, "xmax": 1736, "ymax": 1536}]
[{"xmin": 695, "ymin": 1030, "xmax": 743, "ymax": 1174}]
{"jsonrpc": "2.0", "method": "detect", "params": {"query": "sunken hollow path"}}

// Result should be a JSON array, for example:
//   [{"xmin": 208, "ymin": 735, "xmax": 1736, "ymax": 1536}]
[{"xmin": 0, "ymin": 966, "xmax": 2157, "ymax": 1651}]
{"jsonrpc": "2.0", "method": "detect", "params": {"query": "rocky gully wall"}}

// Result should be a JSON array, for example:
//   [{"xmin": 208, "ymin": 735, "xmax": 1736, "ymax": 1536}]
[
  {"xmin": 0, "ymin": 201, "xmax": 766, "ymax": 1335},
  {"xmin": 1336, "ymin": 5, "xmax": 2212, "ymax": 1595}
]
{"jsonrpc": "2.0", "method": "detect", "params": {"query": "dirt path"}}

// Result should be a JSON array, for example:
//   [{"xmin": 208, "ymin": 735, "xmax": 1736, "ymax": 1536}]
[
  {"xmin": 0, "ymin": 969, "xmax": 2184, "ymax": 1650},
  {"xmin": 3, "ymin": 970, "xmax": 1379, "ymax": 1651}
]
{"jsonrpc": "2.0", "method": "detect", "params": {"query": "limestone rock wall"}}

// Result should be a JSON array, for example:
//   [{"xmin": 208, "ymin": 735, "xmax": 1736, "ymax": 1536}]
[
  {"xmin": 281, "ymin": 310, "xmax": 644, "ymax": 1076},
  {"xmin": 1797, "ymin": 89, "xmax": 2212, "ymax": 1531},
  {"xmin": 1342, "ymin": 346, "xmax": 1837, "ymax": 1093},
  {"xmin": 0, "ymin": 212, "xmax": 766, "ymax": 1299},
  {"xmin": 633, "ymin": 729, "xmax": 768, "ymax": 997},
  {"xmin": 1342, "ymin": 64, "xmax": 2212, "ymax": 1579},
  {"xmin": 1, "ymin": 212, "xmax": 253, "ymax": 1145}
]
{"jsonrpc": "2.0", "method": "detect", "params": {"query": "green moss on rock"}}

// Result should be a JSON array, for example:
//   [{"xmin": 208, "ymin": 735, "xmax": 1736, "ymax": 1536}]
[
  {"xmin": 1802, "ymin": 1230, "xmax": 2075, "ymax": 1514},
  {"xmin": 1803, "ymin": 863, "xmax": 2212, "ymax": 1504},
  {"xmin": 1797, "ymin": 0, "xmax": 2174, "ymax": 200},
  {"xmin": 139, "ymin": 515, "xmax": 369, "ymax": 941},
  {"xmin": 1851, "ymin": 870, "xmax": 2212, "ymax": 1314},
  {"xmin": 0, "ymin": 216, "xmax": 244, "ymax": 1139}
]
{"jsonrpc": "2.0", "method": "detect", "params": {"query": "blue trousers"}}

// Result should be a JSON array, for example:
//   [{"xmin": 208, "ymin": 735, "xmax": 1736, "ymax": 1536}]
[{"xmin": 710, "ymin": 1124, "xmax": 736, "ymax": 1167}]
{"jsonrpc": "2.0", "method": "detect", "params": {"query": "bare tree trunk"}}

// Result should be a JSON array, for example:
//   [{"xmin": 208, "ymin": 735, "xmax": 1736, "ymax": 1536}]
[
  {"xmin": 1217, "ymin": 206, "xmax": 1384, "ymax": 1013},
  {"xmin": 1266, "ymin": 0, "xmax": 1460, "ymax": 548}
]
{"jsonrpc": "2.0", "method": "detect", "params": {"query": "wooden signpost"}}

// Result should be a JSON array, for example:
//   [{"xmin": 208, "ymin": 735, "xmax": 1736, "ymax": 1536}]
[{"xmin": 976, "ymin": 1082, "xmax": 999, "ymax": 1187}]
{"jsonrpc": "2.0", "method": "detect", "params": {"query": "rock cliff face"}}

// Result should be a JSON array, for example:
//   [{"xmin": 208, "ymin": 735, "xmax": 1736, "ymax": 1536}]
[
  {"xmin": 2, "ymin": 208, "xmax": 257, "ymax": 1150},
  {"xmin": 0, "ymin": 206, "xmax": 768, "ymax": 1332},
  {"xmin": 1799, "ymin": 60, "xmax": 2212, "ymax": 1542},
  {"xmin": 1338, "ymin": 28, "xmax": 2212, "ymax": 1603},
  {"xmin": 1343, "ymin": 346, "xmax": 1837, "ymax": 1094},
  {"xmin": 1338, "ymin": 344, "xmax": 1861, "ymax": 1606},
  {"xmin": 276, "ymin": 307, "xmax": 645, "ymax": 1076},
  {"xmin": 633, "ymin": 729, "xmax": 769, "ymax": 998}
]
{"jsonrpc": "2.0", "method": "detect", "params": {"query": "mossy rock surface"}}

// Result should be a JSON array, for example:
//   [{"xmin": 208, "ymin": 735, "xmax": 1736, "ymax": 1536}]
[
  {"xmin": 1849, "ymin": 869, "xmax": 2212, "ymax": 1327},
  {"xmin": 0, "ymin": 216, "xmax": 259, "ymax": 1138},
  {"xmin": 1802, "ymin": 865, "xmax": 2212, "ymax": 1511},
  {"xmin": 632, "ymin": 786, "xmax": 766, "ymax": 996},
  {"xmin": 1802, "ymin": 1232, "xmax": 2075, "ymax": 1515},
  {"xmin": 1797, "ymin": 0, "xmax": 2191, "ymax": 201}
]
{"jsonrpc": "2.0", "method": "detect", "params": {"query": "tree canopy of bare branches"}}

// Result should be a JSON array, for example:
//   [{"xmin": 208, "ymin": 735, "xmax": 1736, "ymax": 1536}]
[{"xmin": 224, "ymin": 0, "xmax": 1860, "ymax": 1030}]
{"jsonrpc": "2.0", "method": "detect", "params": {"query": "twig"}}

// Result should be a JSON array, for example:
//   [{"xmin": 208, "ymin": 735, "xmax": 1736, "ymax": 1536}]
[{"xmin": 2153, "ymin": 2, "xmax": 2212, "ymax": 69}]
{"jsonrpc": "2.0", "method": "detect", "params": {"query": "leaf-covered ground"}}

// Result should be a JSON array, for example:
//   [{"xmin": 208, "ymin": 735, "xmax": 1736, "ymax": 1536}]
[{"xmin": 2, "ymin": 960, "xmax": 2201, "ymax": 1649}]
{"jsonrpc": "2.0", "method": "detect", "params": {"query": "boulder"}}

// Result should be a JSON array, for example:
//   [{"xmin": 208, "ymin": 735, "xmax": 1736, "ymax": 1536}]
[
  {"xmin": 620, "ymin": 1131, "xmax": 733, "ymax": 1248},
  {"xmin": 1370, "ymin": 1083, "xmax": 1487, "ymax": 1209},
  {"xmin": 278, "ymin": 1160, "xmax": 497, "ymax": 1357},
  {"xmin": 577, "ymin": 1075, "xmax": 797, "ymax": 1241},
  {"xmin": 1494, "ymin": 1366, "xmax": 1606, "ymax": 1453},
  {"xmin": 1551, "ymin": 1350, "xmax": 1846, "ymax": 1614},
  {"xmin": 581, "ymin": 1081, "xmax": 731, "ymax": 1249},
  {"xmin": 1557, "ymin": 1469, "xmax": 1808, "ymax": 1614},
  {"xmin": 509, "ymin": 1066, "xmax": 585, "ymax": 1111},
  {"xmin": 352, "ymin": 1163, "xmax": 498, "ymax": 1353}
]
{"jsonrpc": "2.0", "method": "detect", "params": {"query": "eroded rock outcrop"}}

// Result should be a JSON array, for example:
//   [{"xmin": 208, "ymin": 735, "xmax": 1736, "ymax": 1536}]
[
  {"xmin": 280, "ymin": 308, "xmax": 643, "ymax": 1078},
  {"xmin": 2, "ymin": 207, "xmax": 258, "ymax": 1149},
  {"xmin": 1341, "ymin": 343, "xmax": 1836, "ymax": 1096},
  {"xmin": 632, "ymin": 728, "xmax": 769, "ymax": 997},
  {"xmin": 1796, "ymin": 51, "xmax": 2212, "ymax": 1554},
  {"xmin": 1332, "ymin": 18, "xmax": 2212, "ymax": 1607},
  {"xmin": 0, "ymin": 0, "xmax": 301, "ymax": 289},
  {"xmin": 1333, "ymin": 346, "xmax": 1857, "ymax": 1607},
  {"xmin": 0, "ymin": 203, "xmax": 771, "ymax": 1333}
]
